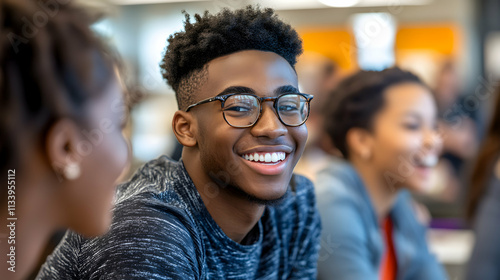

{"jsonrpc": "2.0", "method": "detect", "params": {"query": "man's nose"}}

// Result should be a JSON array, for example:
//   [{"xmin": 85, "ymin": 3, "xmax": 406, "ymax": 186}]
[{"xmin": 250, "ymin": 102, "xmax": 287, "ymax": 138}]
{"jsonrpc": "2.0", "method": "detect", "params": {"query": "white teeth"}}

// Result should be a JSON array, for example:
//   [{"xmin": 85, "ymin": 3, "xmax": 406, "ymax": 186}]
[
  {"xmin": 265, "ymin": 153, "xmax": 271, "ymax": 162},
  {"xmin": 421, "ymin": 155, "xmax": 438, "ymax": 167},
  {"xmin": 242, "ymin": 152, "xmax": 286, "ymax": 163},
  {"xmin": 271, "ymin": 153, "xmax": 278, "ymax": 162},
  {"xmin": 416, "ymin": 154, "xmax": 438, "ymax": 167}
]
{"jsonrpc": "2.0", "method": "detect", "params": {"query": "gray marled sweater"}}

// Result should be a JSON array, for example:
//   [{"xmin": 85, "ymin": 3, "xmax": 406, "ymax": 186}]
[{"xmin": 36, "ymin": 156, "xmax": 321, "ymax": 279}]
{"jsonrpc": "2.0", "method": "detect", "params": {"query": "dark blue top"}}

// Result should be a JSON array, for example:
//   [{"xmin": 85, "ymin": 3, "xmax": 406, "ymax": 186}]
[
  {"xmin": 315, "ymin": 159, "xmax": 446, "ymax": 280},
  {"xmin": 37, "ymin": 156, "xmax": 321, "ymax": 279}
]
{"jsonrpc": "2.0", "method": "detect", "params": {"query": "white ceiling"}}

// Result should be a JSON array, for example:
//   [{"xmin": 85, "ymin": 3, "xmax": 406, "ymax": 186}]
[
  {"xmin": 110, "ymin": 0, "xmax": 433, "ymax": 9},
  {"xmin": 109, "ymin": 0, "xmax": 209, "ymax": 5}
]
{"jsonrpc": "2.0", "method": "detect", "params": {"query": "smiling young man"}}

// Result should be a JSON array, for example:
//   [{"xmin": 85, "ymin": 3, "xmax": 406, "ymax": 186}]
[{"xmin": 37, "ymin": 6, "xmax": 321, "ymax": 280}]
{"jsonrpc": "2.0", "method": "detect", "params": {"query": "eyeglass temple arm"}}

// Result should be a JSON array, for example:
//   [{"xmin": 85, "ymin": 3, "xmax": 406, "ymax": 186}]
[{"xmin": 185, "ymin": 96, "xmax": 224, "ymax": 112}]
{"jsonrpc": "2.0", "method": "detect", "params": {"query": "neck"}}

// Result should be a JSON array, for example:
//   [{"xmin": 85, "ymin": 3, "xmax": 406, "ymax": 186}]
[
  {"xmin": 183, "ymin": 154, "xmax": 264, "ymax": 244},
  {"xmin": 351, "ymin": 158, "xmax": 399, "ymax": 223},
  {"xmin": 198, "ymin": 185, "xmax": 264, "ymax": 243},
  {"xmin": 0, "ymin": 177, "xmax": 59, "ymax": 279}
]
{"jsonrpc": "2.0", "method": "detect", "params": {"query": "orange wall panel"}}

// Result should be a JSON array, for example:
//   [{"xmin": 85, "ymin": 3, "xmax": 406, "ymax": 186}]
[
  {"xmin": 396, "ymin": 24, "xmax": 461, "ymax": 55},
  {"xmin": 298, "ymin": 28, "xmax": 356, "ymax": 71}
]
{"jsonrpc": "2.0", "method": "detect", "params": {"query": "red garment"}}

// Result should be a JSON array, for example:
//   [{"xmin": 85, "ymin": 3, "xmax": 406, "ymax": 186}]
[{"xmin": 380, "ymin": 217, "xmax": 397, "ymax": 280}]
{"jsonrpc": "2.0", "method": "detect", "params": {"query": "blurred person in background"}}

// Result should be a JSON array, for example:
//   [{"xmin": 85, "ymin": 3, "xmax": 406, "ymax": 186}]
[
  {"xmin": 0, "ymin": 0, "xmax": 130, "ymax": 278},
  {"xmin": 465, "ymin": 85, "xmax": 500, "ymax": 280},
  {"xmin": 429, "ymin": 60, "xmax": 479, "ymax": 205},
  {"xmin": 316, "ymin": 67, "xmax": 446, "ymax": 280},
  {"xmin": 37, "ymin": 6, "xmax": 321, "ymax": 279},
  {"xmin": 294, "ymin": 51, "xmax": 342, "ymax": 181}
]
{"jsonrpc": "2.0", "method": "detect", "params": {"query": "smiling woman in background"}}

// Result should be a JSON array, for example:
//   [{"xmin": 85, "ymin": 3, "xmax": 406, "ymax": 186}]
[
  {"xmin": 0, "ymin": 0, "xmax": 129, "ymax": 278},
  {"xmin": 316, "ymin": 67, "xmax": 447, "ymax": 280}
]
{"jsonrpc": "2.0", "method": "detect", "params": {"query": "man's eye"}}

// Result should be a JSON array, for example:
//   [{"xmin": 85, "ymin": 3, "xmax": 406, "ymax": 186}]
[
  {"xmin": 279, "ymin": 104, "xmax": 299, "ymax": 111},
  {"xmin": 224, "ymin": 105, "xmax": 252, "ymax": 112}
]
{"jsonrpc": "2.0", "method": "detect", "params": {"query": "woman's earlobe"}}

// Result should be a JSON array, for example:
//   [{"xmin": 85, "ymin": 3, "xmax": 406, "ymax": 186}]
[
  {"xmin": 45, "ymin": 119, "xmax": 83, "ymax": 181},
  {"xmin": 172, "ymin": 111, "xmax": 197, "ymax": 147},
  {"xmin": 346, "ymin": 128, "xmax": 373, "ymax": 161}
]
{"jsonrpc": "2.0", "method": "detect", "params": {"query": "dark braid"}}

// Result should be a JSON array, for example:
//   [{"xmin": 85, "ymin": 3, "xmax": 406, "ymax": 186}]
[{"xmin": 160, "ymin": 5, "xmax": 303, "ymax": 110}]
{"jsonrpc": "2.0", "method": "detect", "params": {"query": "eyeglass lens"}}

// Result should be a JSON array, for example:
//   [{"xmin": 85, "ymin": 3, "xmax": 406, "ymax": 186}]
[{"xmin": 222, "ymin": 94, "xmax": 309, "ymax": 127}]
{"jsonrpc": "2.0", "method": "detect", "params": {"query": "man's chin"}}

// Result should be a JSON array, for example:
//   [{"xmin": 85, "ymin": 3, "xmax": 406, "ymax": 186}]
[
  {"xmin": 226, "ymin": 184, "xmax": 289, "ymax": 206},
  {"xmin": 245, "ymin": 192, "xmax": 288, "ymax": 206}
]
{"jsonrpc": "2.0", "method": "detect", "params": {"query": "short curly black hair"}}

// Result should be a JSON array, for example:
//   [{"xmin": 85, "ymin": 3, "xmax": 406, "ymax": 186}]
[
  {"xmin": 323, "ymin": 67, "xmax": 427, "ymax": 159},
  {"xmin": 160, "ymin": 5, "xmax": 303, "ymax": 110}
]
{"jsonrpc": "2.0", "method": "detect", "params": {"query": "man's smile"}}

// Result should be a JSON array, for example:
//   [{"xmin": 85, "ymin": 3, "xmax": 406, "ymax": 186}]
[
  {"xmin": 238, "ymin": 148, "xmax": 292, "ymax": 176},
  {"xmin": 241, "ymin": 152, "xmax": 286, "ymax": 163}
]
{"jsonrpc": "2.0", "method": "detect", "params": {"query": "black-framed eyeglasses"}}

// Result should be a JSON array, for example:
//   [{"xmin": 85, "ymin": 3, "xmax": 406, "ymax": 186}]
[{"xmin": 185, "ymin": 93, "xmax": 314, "ymax": 128}]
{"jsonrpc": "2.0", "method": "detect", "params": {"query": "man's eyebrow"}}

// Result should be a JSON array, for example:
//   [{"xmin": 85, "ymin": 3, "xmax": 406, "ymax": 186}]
[
  {"xmin": 275, "ymin": 85, "xmax": 299, "ymax": 94},
  {"xmin": 216, "ymin": 85, "xmax": 299, "ymax": 96},
  {"xmin": 217, "ymin": 86, "xmax": 255, "ymax": 96}
]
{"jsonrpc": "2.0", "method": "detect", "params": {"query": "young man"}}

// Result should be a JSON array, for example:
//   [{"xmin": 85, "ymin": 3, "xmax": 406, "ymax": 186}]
[{"xmin": 37, "ymin": 6, "xmax": 321, "ymax": 279}]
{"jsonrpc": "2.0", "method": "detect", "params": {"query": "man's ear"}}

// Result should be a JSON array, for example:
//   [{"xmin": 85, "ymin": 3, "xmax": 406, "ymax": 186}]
[
  {"xmin": 45, "ymin": 119, "xmax": 82, "ymax": 177},
  {"xmin": 346, "ymin": 127, "xmax": 374, "ymax": 160},
  {"xmin": 172, "ymin": 110, "xmax": 197, "ymax": 147}
]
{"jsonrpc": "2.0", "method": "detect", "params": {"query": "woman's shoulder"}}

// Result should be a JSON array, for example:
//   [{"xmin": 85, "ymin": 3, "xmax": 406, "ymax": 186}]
[
  {"xmin": 314, "ymin": 159, "xmax": 374, "ymax": 233},
  {"xmin": 315, "ymin": 158, "xmax": 365, "ymax": 203}
]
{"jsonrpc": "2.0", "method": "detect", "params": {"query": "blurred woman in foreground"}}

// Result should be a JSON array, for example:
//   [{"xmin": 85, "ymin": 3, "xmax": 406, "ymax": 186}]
[
  {"xmin": 316, "ymin": 68, "xmax": 446, "ymax": 279},
  {"xmin": 466, "ymin": 85, "xmax": 500, "ymax": 280},
  {"xmin": 0, "ymin": 0, "xmax": 129, "ymax": 278}
]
